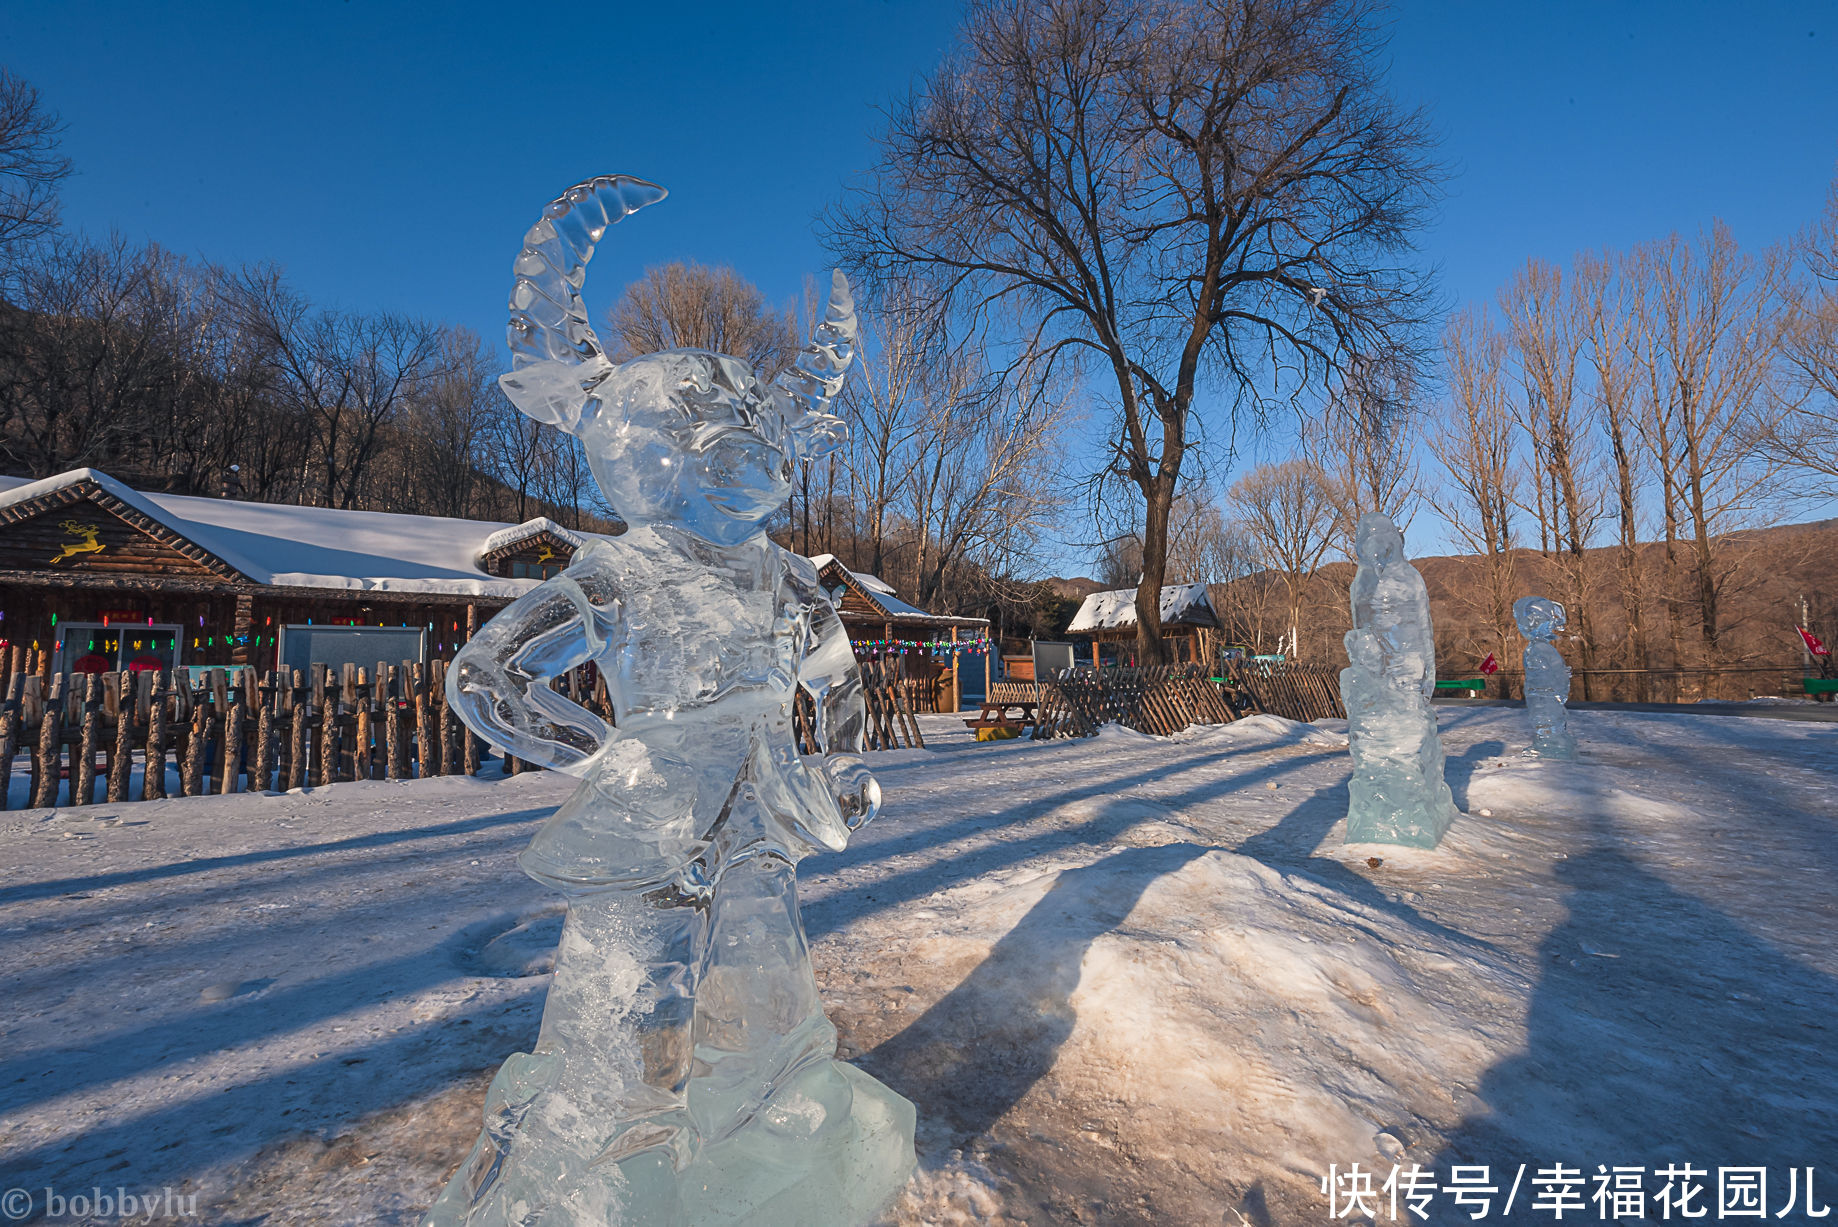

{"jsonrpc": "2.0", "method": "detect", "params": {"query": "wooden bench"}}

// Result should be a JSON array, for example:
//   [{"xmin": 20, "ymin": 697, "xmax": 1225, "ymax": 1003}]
[{"xmin": 1434, "ymin": 679, "xmax": 1487, "ymax": 696}]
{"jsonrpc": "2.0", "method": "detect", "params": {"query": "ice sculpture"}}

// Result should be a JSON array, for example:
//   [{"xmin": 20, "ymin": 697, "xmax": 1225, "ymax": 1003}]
[
  {"xmin": 424, "ymin": 175, "xmax": 915, "ymax": 1227},
  {"xmin": 1339, "ymin": 513, "xmax": 1457, "ymax": 848},
  {"xmin": 1513, "ymin": 595, "xmax": 1578, "ymax": 759}
]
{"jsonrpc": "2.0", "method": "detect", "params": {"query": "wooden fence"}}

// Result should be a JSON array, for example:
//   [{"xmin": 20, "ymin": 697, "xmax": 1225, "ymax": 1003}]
[
  {"xmin": 1228, "ymin": 660, "xmax": 1346, "ymax": 723},
  {"xmin": 1032, "ymin": 665, "xmax": 1239, "ymax": 740},
  {"xmin": 0, "ymin": 661, "xmax": 580, "ymax": 811}
]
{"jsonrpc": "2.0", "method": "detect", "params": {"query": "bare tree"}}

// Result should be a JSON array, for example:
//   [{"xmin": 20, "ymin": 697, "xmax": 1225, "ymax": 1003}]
[
  {"xmin": 1305, "ymin": 355, "xmax": 1420, "ymax": 553},
  {"xmin": 1225, "ymin": 458, "xmax": 1337, "ymax": 657},
  {"xmin": 0, "ymin": 233, "xmax": 175, "ymax": 477},
  {"xmin": 227, "ymin": 265, "xmax": 443, "ymax": 508},
  {"xmin": 1430, "ymin": 306, "xmax": 1520, "ymax": 668},
  {"xmin": 1632, "ymin": 225, "xmax": 1786, "ymax": 675},
  {"xmin": 607, "ymin": 261, "xmax": 800, "ymax": 377},
  {"xmin": 1501, "ymin": 258, "xmax": 1604, "ymax": 694},
  {"xmin": 0, "ymin": 69, "xmax": 72, "ymax": 264},
  {"xmin": 838, "ymin": 289, "xmax": 936, "ymax": 574},
  {"xmin": 1575, "ymin": 250, "xmax": 1653, "ymax": 695},
  {"xmin": 904, "ymin": 349, "xmax": 1068, "ymax": 607},
  {"xmin": 829, "ymin": 0, "xmax": 1439, "ymax": 663}
]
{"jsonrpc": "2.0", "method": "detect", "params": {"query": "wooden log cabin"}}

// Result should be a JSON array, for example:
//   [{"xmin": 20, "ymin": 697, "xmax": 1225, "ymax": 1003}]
[
  {"xmin": 810, "ymin": 554, "xmax": 990, "ymax": 713},
  {"xmin": 1066, "ymin": 582, "xmax": 1222, "ymax": 669},
  {"xmin": 0, "ymin": 467, "xmax": 595, "ymax": 676}
]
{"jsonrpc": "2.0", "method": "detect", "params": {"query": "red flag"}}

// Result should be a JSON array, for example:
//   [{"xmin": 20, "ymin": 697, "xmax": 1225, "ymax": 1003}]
[
  {"xmin": 1479, "ymin": 652, "xmax": 1500, "ymax": 676},
  {"xmin": 1799, "ymin": 626, "xmax": 1831, "ymax": 657}
]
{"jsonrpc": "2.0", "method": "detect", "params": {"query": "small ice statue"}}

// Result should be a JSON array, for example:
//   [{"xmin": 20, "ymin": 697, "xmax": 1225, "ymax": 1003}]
[
  {"xmin": 424, "ymin": 176, "xmax": 915, "ymax": 1226},
  {"xmin": 1513, "ymin": 596, "xmax": 1578, "ymax": 760},
  {"xmin": 1339, "ymin": 513, "xmax": 1457, "ymax": 848}
]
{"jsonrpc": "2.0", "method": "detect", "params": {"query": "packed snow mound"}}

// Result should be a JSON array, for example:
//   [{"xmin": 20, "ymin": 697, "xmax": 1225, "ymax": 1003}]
[{"xmin": 1174, "ymin": 712, "xmax": 1349, "ymax": 749}]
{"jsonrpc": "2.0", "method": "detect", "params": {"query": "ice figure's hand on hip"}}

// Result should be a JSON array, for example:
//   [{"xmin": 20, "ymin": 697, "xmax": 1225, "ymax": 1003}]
[{"xmin": 825, "ymin": 754, "xmax": 882, "ymax": 832}]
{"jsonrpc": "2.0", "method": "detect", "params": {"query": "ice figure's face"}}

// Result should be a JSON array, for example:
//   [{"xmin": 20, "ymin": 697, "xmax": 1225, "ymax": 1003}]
[
  {"xmin": 582, "ymin": 350, "xmax": 796, "ymax": 545},
  {"xmin": 1355, "ymin": 514, "xmax": 1405, "ymax": 567},
  {"xmin": 1513, "ymin": 596, "xmax": 1566, "ymax": 641}
]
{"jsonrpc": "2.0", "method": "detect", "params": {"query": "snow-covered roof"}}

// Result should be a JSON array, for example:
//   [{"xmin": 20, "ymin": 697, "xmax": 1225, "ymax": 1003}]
[
  {"xmin": 807, "ymin": 554, "xmax": 896, "ymax": 595},
  {"xmin": 807, "ymin": 554, "xmax": 988, "ymax": 628},
  {"xmin": 479, "ymin": 517, "xmax": 585, "ymax": 558},
  {"xmin": 0, "ymin": 469, "xmax": 611, "ymax": 600},
  {"xmin": 1068, "ymin": 583, "xmax": 1219, "ymax": 633}
]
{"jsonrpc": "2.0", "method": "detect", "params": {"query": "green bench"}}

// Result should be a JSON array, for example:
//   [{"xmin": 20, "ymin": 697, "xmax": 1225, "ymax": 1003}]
[
  {"xmin": 1434, "ymin": 679, "xmax": 1487, "ymax": 696},
  {"xmin": 1805, "ymin": 677, "xmax": 1838, "ymax": 699}
]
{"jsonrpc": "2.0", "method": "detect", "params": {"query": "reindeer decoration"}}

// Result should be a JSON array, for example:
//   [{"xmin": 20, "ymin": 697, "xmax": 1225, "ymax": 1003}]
[{"xmin": 49, "ymin": 519, "xmax": 106, "ymax": 565}]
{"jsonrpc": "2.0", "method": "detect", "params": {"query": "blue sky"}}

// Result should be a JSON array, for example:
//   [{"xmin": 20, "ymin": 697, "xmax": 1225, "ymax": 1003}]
[{"xmin": 6, "ymin": 1, "xmax": 1837, "ymax": 559}]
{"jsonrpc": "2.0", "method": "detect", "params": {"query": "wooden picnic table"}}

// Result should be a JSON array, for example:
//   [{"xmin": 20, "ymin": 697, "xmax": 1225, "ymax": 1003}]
[{"xmin": 964, "ymin": 697, "xmax": 1038, "ymax": 731}]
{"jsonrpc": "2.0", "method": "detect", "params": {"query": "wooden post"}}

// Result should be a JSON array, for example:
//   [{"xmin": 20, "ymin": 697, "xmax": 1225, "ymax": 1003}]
[
  {"xmin": 385, "ymin": 663, "xmax": 405, "ymax": 780},
  {"xmin": 108, "ymin": 671, "xmax": 134, "ymax": 802},
  {"xmin": 413, "ymin": 662, "xmax": 432, "ymax": 777},
  {"xmin": 950, "ymin": 626, "xmax": 960, "ymax": 714},
  {"xmin": 230, "ymin": 593, "xmax": 255, "ymax": 667},
  {"xmin": 317, "ymin": 666, "xmax": 337, "ymax": 787},
  {"xmin": 354, "ymin": 667, "xmax": 373, "ymax": 783},
  {"xmin": 254, "ymin": 671, "xmax": 276, "ymax": 792},
  {"xmin": 0, "ymin": 671, "xmax": 21, "ymax": 810},
  {"xmin": 181, "ymin": 698, "xmax": 207, "ymax": 798},
  {"xmin": 288, "ymin": 669, "xmax": 309, "ymax": 791},
  {"xmin": 211, "ymin": 669, "xmax": 232, "ymax": 791},
  {"xmin": 221, "ymin": 686, "xmax": 244, "ymax": 794},
  {"xmin": 76, "ymin": 673, "xmax": 102, "ymax": 805},
  {"xmin": 371, "ymin": 663, "xmax": 388, "ymax": 780},
  {"xmin": 34, "ymin": 673, "xmax": 64, "ymax": 808},
  {"xmin": 143, "ymin": 672, "xmax": 167, "ymax": 801}
]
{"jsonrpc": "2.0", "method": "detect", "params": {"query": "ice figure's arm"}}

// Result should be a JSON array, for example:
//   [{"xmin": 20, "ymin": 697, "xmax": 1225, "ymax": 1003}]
[
  {"xmin": 447, "ymin": 576, "xmax": 615, "ymax": 775},
  {"xmin": 802, "ymin": 600, "xmax": 869, "ymax": 756},
  {"xmin": 793, "ymin": 588, "xmax": 882, "ymax": 836}
]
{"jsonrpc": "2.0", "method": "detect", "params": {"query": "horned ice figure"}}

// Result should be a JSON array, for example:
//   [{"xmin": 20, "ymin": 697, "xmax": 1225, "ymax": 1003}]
[
  {"xmin": 1513, "ymin": 595, "xmax": 1578, "ymax": 760},
  {"xmin": 424, "ymin": 176, "xmax": 915, "ymax": 1226},
  {"xmin": 1339, "ymin": 513, "xmax": 1457, "ymax": 848}
]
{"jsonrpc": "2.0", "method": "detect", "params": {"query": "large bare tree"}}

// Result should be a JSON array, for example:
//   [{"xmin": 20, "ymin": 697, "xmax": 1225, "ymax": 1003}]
[{"xmin": 829, "ymin": 0, "xmax": 1438, "ymax": 662}]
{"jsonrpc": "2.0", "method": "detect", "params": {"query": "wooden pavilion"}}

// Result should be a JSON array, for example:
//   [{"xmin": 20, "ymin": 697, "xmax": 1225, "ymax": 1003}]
[
  {"xmin": 810, "ymin": 554, "xmax": 990, "ymax": 712},
  {"xmin": 1066, "ymin": 583, "xmax": 1222, "ymax": 668}
]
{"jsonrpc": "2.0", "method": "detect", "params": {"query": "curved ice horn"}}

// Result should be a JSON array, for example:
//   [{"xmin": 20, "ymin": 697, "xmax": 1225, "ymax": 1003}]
[
  {"xmin": 500, "ymin": 174, "xmax": 667, "ymax": 431},
  {"xmin": 776, "ymin": 271, "xmax": 858, "ymax": 433}
]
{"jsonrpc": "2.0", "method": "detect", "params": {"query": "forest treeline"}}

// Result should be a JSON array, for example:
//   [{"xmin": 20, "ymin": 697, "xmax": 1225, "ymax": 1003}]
[{"xmin": 1119, "ymin": 184, "xmax": 1838, "ymax": 698}]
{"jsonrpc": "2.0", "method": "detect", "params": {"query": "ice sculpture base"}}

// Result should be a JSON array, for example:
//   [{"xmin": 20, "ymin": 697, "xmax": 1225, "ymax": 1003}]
[
  {"xmin": 676, "ymin": 1062, "xmax": 916, "ymax": 1226},
  {"xmin": 427, "ymin": 1059, "xmax": 914, "ymax": 1227}
]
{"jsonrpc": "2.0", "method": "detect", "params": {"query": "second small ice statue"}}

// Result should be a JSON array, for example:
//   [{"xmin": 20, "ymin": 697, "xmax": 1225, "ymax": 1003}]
[
  {"xmin": 1339, "ymin": 513, "xmax": 1457, "ymax": 848},
  {"xmin": 425, "ymin": 176, "xmax": 915, "ymax": 1227},
  {"xmin": 1513, "ymin": 596, "xmax": 1578, "ymax": 759}
]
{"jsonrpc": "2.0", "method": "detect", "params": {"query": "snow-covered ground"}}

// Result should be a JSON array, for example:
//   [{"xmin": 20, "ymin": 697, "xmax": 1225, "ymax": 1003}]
[{"xmin": 1, "ymin": 708, "xmax": 1834, "ymax": 1225}]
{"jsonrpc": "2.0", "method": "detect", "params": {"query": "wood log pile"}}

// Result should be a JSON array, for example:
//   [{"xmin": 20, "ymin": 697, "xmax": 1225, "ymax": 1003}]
[{"xmin": 1031, "ymin": 665, "xmax": 1239, "ymax": 740}]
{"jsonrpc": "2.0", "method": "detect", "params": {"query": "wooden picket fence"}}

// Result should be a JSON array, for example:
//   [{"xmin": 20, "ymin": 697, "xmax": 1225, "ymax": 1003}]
[
  {"xmin": 0, "ymin": 660, "xmax": 605, "ymax": 810},
  {"xmin": 791, "ymin": 655, "xmax": 923, "ymax": 753},
  {"xmin": 1228, "ymin": 660, "xmax": 1346, "ymax": 723},
  {"xmin": 1032, "ymin": 665, "xmax": 1239, "ymax": 740}
]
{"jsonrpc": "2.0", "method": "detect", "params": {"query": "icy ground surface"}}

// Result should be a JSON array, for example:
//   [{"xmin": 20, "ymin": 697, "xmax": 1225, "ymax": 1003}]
[{"xmin": 1, "ymin": 708, "xmax": 1834, "ymax": 1225}]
